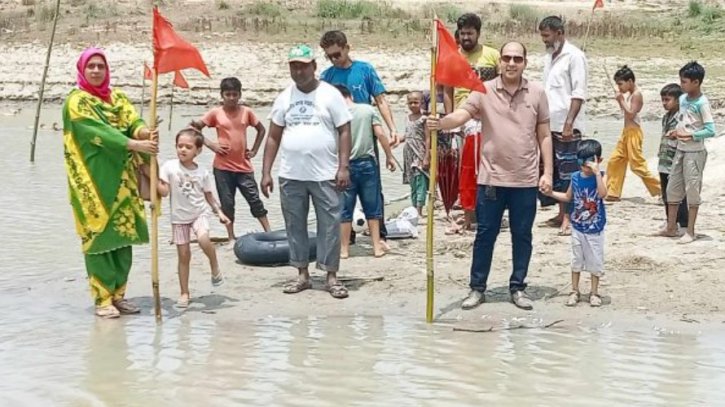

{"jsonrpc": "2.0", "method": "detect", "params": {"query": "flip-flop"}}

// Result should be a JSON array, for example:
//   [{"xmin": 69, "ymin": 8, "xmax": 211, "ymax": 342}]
[
  {"xmin": 544, "ymin": 217, "xmax": 563, "ymax": 227},
  {"xmin": 176, "ymin": 297, "xmax": 190, "ymax": 308},
  {"xmin": 326, "ymin": 283, "xmax": 349, "ymax": 299},
  {"xmin": 95, "ymin": 305, "xmax": 121, "ymax": 319},
  {"xmin": 283, "ymin": 279, "xmax": 312, "ymax": 294}
]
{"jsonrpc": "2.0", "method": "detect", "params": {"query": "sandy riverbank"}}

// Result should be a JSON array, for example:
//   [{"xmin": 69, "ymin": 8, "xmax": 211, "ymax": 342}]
[{"xmin": 2, "ymin": 40, "xmax": 724, "ymax": 122}]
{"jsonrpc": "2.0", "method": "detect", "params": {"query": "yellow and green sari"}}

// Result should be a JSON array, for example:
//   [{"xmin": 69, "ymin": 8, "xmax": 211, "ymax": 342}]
[{"xmin": 62, "ymin": 88, "xmax": 149, "ymax": 307}]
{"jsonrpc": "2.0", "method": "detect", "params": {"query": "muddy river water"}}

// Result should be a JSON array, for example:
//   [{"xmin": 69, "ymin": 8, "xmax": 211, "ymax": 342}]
[{"xmin": 1, "ymin": 103, "xmax": 723, "ymax": 405}]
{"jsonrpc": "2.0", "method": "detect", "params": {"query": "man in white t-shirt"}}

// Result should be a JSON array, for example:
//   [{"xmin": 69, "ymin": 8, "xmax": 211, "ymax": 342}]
[{"xmin": 261, "ymin": 44, "xmax": 353, "ymax": 299}]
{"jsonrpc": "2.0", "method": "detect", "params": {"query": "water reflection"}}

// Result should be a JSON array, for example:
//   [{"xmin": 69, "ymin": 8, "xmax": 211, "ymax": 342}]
[{"xmin": 1, "ymin": 313, "xmax": 724, "ymax": 405}]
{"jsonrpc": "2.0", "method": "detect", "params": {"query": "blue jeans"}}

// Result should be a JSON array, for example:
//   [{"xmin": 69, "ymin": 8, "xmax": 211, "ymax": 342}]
[
  {"xmin": 469, "ymin": 185, "xmax": 538, "ymax": 294},
  {"xmin": 341, "ymin": 157, "xmax": 383, "ymax": 221}
]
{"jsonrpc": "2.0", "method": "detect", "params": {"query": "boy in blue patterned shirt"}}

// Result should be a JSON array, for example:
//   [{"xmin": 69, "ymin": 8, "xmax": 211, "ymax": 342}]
[{"xmin": 545, "ymin": 140, "xmax": 608, "ymax": 307}]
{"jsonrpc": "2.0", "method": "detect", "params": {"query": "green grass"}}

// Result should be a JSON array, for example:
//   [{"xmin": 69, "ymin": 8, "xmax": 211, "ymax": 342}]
[
  {"xmin": 247, "ymin": 1, "xmax": 283, "ymax": 17},
  {"xmin": 439, "ymin": 4, "xmax": 462, "ymax": 24},
  {"xmin": 508, "ymin": 4, "xmax": 540, "ymax": 25},
  {"xmin": 34, "ymin": 1, "xmax": 57, "ymax": 24},
  {"xmin": 315, "ymin": 0, "xmax": 407, "ymax": 19},
  {"xmin": 688, "ymin": 0, "xmax": 703, "ymax": 17}
]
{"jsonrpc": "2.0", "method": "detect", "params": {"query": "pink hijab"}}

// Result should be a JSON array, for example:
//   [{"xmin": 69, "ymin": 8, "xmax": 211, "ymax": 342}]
[{"xmin": 76, "ymin": 47, "xmax": 112, "ymax": 103}]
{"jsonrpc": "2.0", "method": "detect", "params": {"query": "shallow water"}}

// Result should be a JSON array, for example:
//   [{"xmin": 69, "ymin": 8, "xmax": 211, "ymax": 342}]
[
  {"xmin": 1, "ymin": 312, "xmax": 724, "ymax": 406},
  {"xmin": 3, "ymin": 102, "xmax": 715, "ymax": 406}
]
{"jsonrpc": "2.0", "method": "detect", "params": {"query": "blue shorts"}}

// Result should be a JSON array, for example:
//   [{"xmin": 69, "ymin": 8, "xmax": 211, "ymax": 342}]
[{"xmin": 341, "ymin": 157, "xmax": 383, "ymax": 222}]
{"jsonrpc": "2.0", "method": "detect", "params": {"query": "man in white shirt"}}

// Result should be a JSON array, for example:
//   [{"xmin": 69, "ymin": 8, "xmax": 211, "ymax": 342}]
[
  {"xmin": 261, "ymin": 44, "xmax": 353, "ymax": 299},
  {"xmin": 539, "ymin": 16, "xmax": 588, "ymax": 236}
]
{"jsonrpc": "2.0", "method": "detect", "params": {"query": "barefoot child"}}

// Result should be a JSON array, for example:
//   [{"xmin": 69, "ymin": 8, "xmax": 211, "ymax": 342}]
[
  {"xmin": 605, "ymin": 66, "xmax": 661, "ymax": 201},
  {"xmin": 546, "ymin": 140, "xmax": 608, "ymax": 307},
  {"xmin": 660, "ymin": 61, "xmax": 716, "ymax": 244},
  {"xmin": 335, "ymin": 85, "xmax": 396, "ymax": 258},
  {"xmin": 158, "ymin": 128, "xmax": 230, "ymax": 308},
  {"xmin": 657, "ymin": 83, "xmax": 689, "ymax": 230},
  {"xmin": 191, "ymin": 77, "xmax": 270, "ymax": 241},
  {"xmin": 402, "ymin": 91, "xmax": 430, "ymax": 217}
]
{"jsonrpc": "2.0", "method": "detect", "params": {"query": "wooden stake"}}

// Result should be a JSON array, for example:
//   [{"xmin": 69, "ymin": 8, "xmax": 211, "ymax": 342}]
[
  {"xmin": 30, "ymin": 0, "xmax": 61, "ymax": 163},
  {"xmin": 425, "ymin": 16, "xmax": 439, "ymax": 324},
  {"xmin": 149, "ymin": 67, "xmax": 162, "ymax": 323}
]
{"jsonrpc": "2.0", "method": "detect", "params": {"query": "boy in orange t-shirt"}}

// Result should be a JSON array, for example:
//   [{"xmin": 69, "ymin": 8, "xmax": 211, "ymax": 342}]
[{"xmin": 191, "ymin": 77, "xmax": 270, "ymax": 240}]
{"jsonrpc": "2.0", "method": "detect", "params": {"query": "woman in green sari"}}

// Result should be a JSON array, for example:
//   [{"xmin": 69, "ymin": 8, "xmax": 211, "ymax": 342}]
[{"xmin": 63, "ymin": 47, "xmax": 158, "ymax": 318}]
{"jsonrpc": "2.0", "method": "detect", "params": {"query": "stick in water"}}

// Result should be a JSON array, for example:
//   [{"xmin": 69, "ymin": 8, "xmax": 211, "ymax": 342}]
[{"xmin": 30, "ymin": 0, "xmax": 62, "ymax": 163}]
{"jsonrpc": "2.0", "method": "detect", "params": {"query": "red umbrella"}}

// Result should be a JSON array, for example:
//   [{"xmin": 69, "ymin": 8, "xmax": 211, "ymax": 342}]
[{"xmin": 436, "ymin": 131, "xmax": 459, "ymax": 214}]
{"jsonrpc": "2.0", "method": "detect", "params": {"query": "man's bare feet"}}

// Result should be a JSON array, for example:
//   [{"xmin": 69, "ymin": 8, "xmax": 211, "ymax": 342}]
[
  {"xmin": 374, "ymin": 248, "xmax": 386, "ymax": 258},
  {"xmin": 678, "ymin": 233, "xmax": 696, "ymax": 244},
  {"xmin": 340, "ymin": 250, "xmax": 349, "ymax": 259},
  {"xmin": 380, "ymin": 240, "xmax": 391, "ymax": 252}
]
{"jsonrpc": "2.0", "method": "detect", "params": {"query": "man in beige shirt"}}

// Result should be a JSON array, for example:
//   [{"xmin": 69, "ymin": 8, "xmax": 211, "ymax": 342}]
[{"xmin": 427, "ymin": 41, "xmax": 553, "ymax": 311}]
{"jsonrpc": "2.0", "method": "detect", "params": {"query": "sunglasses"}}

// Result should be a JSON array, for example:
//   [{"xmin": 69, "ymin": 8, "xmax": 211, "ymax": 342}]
[
  {"xmin": 501, "ymin": 55, "xmax": 525, "ymax": 64},
  {"xmin": 325, "ymin": 51, "xmax": 343, "ymax": 61}
]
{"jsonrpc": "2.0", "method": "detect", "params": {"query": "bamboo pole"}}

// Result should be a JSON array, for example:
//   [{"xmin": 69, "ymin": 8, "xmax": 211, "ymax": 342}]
[
  {"xmin": 149, "ymin": 67, "xmax": 162, "ymax": 323},
  {"xmin": 30, "ymin": 0, "xmax": 61, "ymax": 163},
  {"xmin": 425, "ymin": 17, "xmax": 439, "ymax": 324}
]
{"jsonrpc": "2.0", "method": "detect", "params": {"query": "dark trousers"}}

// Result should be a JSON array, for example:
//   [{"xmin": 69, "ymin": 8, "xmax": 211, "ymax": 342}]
[
  {"xmin": 469, "ymin": 185, "xmax": 538, "ymax": 294},
  {"xmin": 659, "ymin": 172, "xmax": 689, "ymax": 227}
]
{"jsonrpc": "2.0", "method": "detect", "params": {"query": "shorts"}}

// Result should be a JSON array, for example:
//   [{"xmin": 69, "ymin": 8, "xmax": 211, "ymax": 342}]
[
  {"xmin": 666, "ymin": 149, "xmax": 707, "ymax": 206},
  {"xmin": 172, "ymin": 215, "xmax": 210, "ymax": 245},
  {"xmin": 213, "ymin": 169, "xmax": 268, "ymax": 221},
  {"xmin": 341, "ymin": 157, "xmax": 383, "ymax": 222},
  {"xmin": 571, "ymin": 228, "xmax": 604, "ymax": 276}
]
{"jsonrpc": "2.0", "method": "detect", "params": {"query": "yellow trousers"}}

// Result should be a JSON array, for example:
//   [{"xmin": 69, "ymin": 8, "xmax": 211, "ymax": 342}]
[{"xmin": 606, "ymin": 126, "xmax": 661, "ymax": 198}]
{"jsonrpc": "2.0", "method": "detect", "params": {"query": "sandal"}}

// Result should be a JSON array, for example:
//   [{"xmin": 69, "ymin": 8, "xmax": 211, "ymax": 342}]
[
  {"xmin": 590, "ymin": 293, "xmax": 602, "ymax": 307},
  {"xmin": 95, "ymin": 305, "xmax": 121, "ymax": 319},
  {"xmin": 113, "ymin": 299, "xmax": 140, "ymax": 314},
  {"xmin": 176, "ymin": 296, "xmax": 190, "ymax": 308},
  {"xmin": 565, "ymin": 291, "xmax": 580, "ymax": 307},
  {"xmin": 283, "ymin": 279, "xmax": 312, "ymax": 294},
  {"xmin": 326, "ymin": 282, "xmax": 349, "ymax": 299}
]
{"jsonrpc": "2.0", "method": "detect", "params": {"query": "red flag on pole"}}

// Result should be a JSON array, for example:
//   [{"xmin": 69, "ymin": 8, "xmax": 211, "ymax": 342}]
[
  {"xmin": 173, "ymin": 70, "xmax": 189, "ymax": 89},
  {"xmin": 153, "ymin": 7, "xmax": 210, "ymax": 77},
  {"xmin": 593, "ymin": 0, "xmax": 604, "ymax": 9},
  {"xmin": 434, "ymin": 19, "xmax": 486, "ymax": 93}
]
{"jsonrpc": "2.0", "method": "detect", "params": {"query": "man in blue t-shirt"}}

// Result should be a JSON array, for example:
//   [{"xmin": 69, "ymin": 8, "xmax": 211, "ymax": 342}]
[
  {"xmin": 319, "ymin": 30, "xmax": 399, "ymax": 146},
  {"xmin": 320, "ymin": 30, "xmax": 399, "ymax": 244}
]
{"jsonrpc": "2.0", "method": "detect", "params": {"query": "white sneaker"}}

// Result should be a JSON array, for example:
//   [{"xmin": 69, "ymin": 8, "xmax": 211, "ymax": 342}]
[{"xmin": 461, "ymin": 290, "xmax": 485, "ymax": 310}]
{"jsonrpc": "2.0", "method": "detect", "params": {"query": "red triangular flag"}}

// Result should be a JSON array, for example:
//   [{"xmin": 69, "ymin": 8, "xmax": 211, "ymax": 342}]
[
  {"xmin": 434, "ymin": 19, "xmax": 486, "ymax": 94},
  {"xmin": 173, "ymin": 70, "xmax": 189, "ymax": 89},
  {"xmin": 153, "ymin": 7, "xmax": 210, "ymax": 77},
  {"xmin": 593, "ymin": 0, "xmax": 604, "ymax": 9},
  {"xmin": 143, "ymin": 62, "xmax": 152, "ymax": 80}
]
